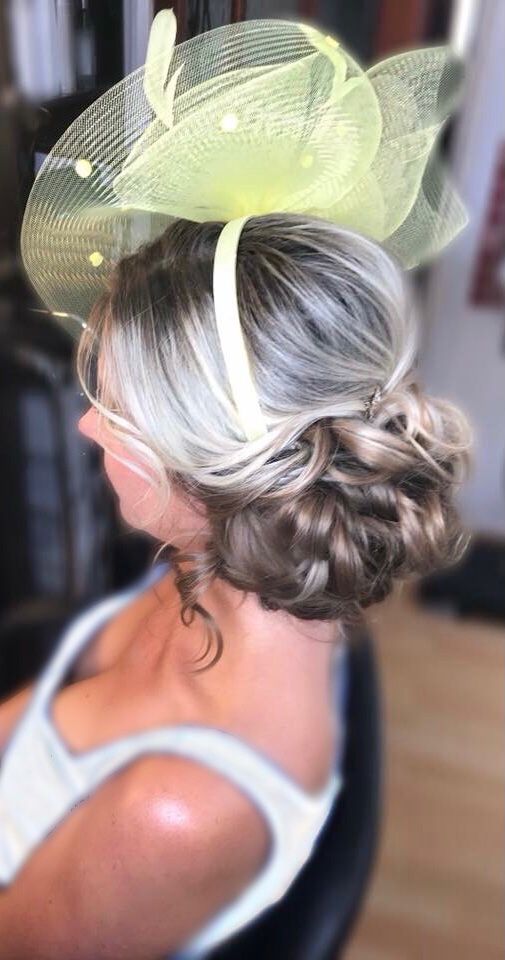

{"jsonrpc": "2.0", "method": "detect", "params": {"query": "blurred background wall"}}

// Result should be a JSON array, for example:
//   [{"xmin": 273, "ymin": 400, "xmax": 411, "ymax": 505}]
[{"xmin": 421, "ymin": 0, "xmax": 505, "ymax": 535}]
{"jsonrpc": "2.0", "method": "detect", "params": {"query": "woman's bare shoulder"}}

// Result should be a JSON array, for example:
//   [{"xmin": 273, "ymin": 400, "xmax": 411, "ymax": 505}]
[{"xmin": 0, "ymin": 744, "xmax": 271, "ymax": 959}]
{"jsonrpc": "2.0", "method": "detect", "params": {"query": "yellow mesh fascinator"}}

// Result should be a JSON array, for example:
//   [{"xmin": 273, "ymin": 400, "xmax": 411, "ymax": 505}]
[{"xmin": 21, "ymin": 9, "xmax": 468, "ymax": 442}]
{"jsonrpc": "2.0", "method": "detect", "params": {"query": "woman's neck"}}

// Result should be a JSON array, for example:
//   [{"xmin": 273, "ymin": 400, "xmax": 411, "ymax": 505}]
[{"xmin": 143, "ymin": 565, "xmax": 343, "ymax": 713}]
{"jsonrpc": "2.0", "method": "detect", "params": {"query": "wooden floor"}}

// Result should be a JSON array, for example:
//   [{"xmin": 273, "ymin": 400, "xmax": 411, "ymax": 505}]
[{"xmin": 345, "ymin": 578, "xmax": 504, "ymax": 960}]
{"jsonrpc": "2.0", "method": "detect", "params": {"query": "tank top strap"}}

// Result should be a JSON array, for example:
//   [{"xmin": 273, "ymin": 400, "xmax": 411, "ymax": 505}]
[
  {"xmin": 69, "ymin": 722, "xmax": 342, "ymax": 849},
  {"xmin": 29, "ymin": 562, "xmax": 170, "ymax": 717}
]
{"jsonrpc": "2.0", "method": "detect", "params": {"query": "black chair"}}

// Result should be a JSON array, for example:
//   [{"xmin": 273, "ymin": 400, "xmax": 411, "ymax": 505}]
[{"xmin": 204, "ymin": 624, "xmax": 384, "ymax": 960}]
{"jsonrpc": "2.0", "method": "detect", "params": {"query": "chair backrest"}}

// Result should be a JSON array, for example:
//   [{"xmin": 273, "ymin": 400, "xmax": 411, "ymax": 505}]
[
  {"xmin": 0, "ymin": 312, "xmax": 115, "ymax": 614},
  {"xmin": 205, "ymin": 624, "xmax": 384, "ymax": 960}
]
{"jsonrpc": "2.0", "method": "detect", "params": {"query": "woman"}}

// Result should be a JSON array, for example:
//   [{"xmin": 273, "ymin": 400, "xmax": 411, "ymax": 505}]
[
  {"xmin": 0, "ymin": 12, "xmax": 473, "ymax": 959},
  {"xmin": 0, "ymin": 213, "xmax": 472, "ymax": 959}
]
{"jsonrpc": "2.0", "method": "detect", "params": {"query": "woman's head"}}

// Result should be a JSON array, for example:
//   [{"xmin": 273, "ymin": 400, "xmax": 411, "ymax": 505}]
[{"xmin": 76, "ymin": 212, "xmax": 474, "ymax": 670}]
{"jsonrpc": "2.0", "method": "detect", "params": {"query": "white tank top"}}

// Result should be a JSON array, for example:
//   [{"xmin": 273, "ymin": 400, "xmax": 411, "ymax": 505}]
[{"xmin": 0, "ymin": 562, "xmax": 347, "ymax": 959}]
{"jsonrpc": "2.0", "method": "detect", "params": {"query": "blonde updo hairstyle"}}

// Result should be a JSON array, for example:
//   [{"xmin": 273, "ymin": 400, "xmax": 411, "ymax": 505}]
[{"xmin": 77, "ymin": 212, "xmax": 474, "ymax": 672}]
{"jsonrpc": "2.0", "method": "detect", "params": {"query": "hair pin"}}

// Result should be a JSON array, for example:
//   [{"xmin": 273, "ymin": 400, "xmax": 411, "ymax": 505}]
[{"xmin": 364, "ymin": 386, "xmax": 383, "ymax": 421}]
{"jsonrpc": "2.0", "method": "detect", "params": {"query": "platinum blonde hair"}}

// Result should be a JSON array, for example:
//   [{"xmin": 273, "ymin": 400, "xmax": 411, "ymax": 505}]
[{"xmin": 77, "ymin": 212, "xmax": 474, "ymax": 671}]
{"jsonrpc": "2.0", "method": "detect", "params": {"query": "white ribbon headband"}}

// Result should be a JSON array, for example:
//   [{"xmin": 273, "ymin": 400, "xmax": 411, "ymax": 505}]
[{"xmin": 212, "ymin": 216, "xmax": 269, "ymax": 442}]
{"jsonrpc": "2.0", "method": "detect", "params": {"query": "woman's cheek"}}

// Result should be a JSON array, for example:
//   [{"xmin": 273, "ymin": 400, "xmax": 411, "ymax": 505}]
[{"xmin": 103, "ymin": 451, "xmax": 157, "ymax": 529}]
